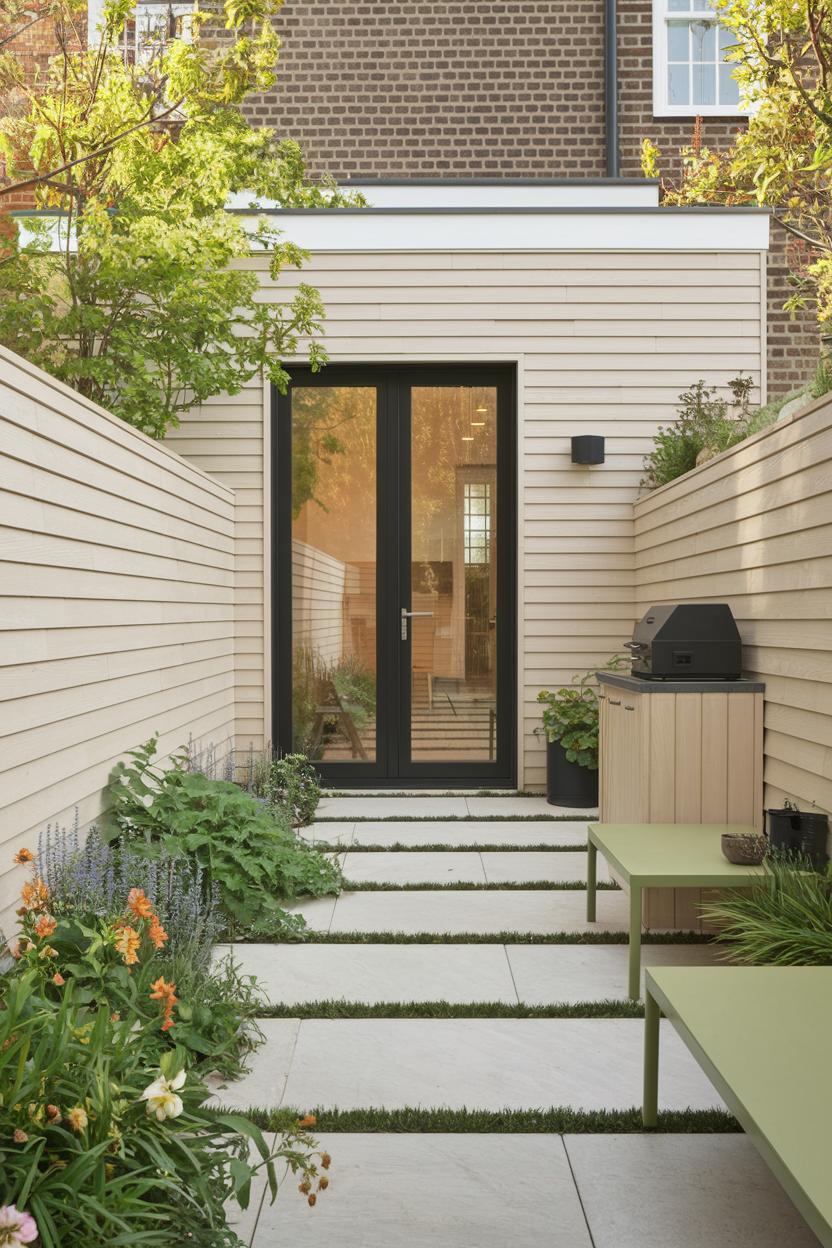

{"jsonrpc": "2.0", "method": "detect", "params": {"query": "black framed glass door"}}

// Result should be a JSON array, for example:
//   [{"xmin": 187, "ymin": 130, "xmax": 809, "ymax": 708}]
[{"xmin": 273, "ymin": 365, "xmax": 516, "ymax": 786}]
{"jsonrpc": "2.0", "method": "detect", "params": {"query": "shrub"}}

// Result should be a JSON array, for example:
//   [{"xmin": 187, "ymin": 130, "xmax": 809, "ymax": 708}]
[
  {"xmin": 702, "ymin": 855, "xmax": 832, "ymax": 965},
  {"xmin": 642, "ymin": 376, "xmax": 755, "ymax": 490},
  {"xmin": 256, "ymin": 753, "xmax": 322, "ymax": 827},
  {"xmin": 537, "ymin": 657, "xmax": 627, "ymax": 771},
  {"xmin": 0, "ymin": 971, "xmax": 328, "ymax": 1247},
  {"xmin": 106, "ymin": 737, "xmax": 341, "ymax": 936}
]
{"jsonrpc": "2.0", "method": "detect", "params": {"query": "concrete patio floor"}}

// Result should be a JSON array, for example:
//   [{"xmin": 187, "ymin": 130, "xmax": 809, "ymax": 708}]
[
  {"xmin": 231, "ymin": 1133, "xmax": 821, "ymax": 1248},
  {"xmin": 218, "ymin": 795, "xmax": 821, "ymax": 1248}
]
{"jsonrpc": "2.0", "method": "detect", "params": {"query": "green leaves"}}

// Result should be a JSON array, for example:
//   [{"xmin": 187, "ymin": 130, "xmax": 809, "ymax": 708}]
[
  {"xmin": 537, "ymin": 657, "xmax": 627, "ymax": 771},
  {"xmin": 0, "ymin": 3, "xmax": 363, "ymax": 439},
  {"xmin": 108, "ymin": 738, "xmax": 341, "ymax": 935}
]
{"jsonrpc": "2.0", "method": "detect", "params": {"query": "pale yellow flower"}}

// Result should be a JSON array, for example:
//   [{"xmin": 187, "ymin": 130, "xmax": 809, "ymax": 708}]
[{"xmin": 141, "ymin": 1070, "xmax": 186, "ymax": 1122}]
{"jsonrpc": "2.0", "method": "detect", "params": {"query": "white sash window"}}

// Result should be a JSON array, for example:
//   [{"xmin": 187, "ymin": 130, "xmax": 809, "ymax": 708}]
[{"xmin": 653, "ymin": 0, "xmax": 744, "ymax": 116}]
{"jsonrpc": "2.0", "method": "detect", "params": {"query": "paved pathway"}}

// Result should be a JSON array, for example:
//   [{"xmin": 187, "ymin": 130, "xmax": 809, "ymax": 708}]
[{"xmin": 217, "ymin": 795, "xmax": 819, "ymax": 1247}]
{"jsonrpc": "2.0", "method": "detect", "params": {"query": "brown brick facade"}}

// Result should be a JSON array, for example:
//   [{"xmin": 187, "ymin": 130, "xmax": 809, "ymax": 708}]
[{"xmin": 247, "ymin": 1, "xmax": 607, "ymax": 178}]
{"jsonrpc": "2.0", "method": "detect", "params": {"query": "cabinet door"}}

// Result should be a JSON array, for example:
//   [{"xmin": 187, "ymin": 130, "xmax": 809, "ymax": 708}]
[{"xmin": 601, "ymin": 694, "xmax": 645, "ymax": 822}]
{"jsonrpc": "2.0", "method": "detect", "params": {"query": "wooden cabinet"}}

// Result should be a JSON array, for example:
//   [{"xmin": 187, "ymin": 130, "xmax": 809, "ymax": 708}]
[{"xmin": 598, "ymin": 674, "xmax": 764, "ymax": 929}]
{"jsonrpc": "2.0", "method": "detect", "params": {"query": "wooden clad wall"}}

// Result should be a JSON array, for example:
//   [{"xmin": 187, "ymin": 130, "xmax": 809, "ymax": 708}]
[
  {"xmin": 172, "ymin": 247, "xmax": 764, "ymax": 785},
  {"xmin": 634, "ymin": 396, "xmax": 832, "ymax": 819},
  {"xmin": 0, "ymin": 347, "xmax": 236, "ymax": 929}
]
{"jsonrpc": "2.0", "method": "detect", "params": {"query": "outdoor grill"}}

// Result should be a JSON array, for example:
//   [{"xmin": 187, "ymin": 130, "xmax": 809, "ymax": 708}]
[{"xmin": 627, "ymin": 603, "xmax": 743, "ymax": 681}]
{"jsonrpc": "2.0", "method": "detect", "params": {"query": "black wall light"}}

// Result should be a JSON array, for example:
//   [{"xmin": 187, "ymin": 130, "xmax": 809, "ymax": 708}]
[{"xmin": 571, "ymin": 435, "xmax": 605, "ymax": 465}]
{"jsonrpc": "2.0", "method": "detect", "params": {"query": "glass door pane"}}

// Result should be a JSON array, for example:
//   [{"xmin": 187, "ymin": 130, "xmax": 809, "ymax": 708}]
[
  {"xmin": 290, "ymin": 386, "xmax": 377, "ymax": 761},
  {"xmin": 409, "ymin": 386, "xmax": 498, "ymax": 762}
]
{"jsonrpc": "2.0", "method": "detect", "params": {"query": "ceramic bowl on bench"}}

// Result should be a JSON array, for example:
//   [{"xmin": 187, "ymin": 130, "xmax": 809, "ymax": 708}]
[{"xmin": 721, "ymin": 833, "xmax": 767, "ymax": 866}]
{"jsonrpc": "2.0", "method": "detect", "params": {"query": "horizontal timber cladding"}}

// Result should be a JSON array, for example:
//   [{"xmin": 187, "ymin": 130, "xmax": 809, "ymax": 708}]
[
  {"xmin": 0, "ymin": 346, "xmax": 236, "ymax": 931},
  {"xmin": 171, "ymin": 245, "xmax": 766, "ymax": 789},
  {"xmin": 634, "ymin": 395, "xmax": 832, "ymax": 821}
]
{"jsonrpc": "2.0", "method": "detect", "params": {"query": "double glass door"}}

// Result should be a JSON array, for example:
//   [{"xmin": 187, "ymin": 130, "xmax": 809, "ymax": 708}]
[{"xmin": 274, "ymin": 366, "xmax": 515, "ymax": 785}]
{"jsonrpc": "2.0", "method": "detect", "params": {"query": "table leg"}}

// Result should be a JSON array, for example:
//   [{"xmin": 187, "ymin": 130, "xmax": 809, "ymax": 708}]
[
  {"xmin": 628, "ymin": 884, "xmax": 642, "ymax": 1000},
  {"xmin": 586, "ymin": 838, "xmax": 597, "ymax": 922},
  {"xmin": 643, "ymin": 986, "xmax": 660, "ymax": 1128}
]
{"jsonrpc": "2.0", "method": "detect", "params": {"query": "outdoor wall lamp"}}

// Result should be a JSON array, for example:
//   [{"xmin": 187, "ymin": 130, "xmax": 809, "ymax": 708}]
[{"xmin": 571, "ymin": 435, "xmax": 605, "ymax": 465}]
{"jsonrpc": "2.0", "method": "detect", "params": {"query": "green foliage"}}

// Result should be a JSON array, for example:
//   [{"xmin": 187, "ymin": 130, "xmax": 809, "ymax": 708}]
[
  {"xmin": 641, "ymin": 376, "xmax": 756, "ymax": 490},
  {"xmin": 537, "ymin": 656, "xmax": 627, "ymax": 770},
  {"xmin": 291, "ymin": 646, "xmax": 377, "ymax": 755},
  {"xmin": 643, "ymin": 0, "xmax": 832, "ymax": 326},
  {"xmin": 702, "ymin": 856, "xmax": 832, "ymax": 965},
  {"xmin": 105, "ymin": 737, "xmax": 341, "ymax": 935},
  {"xmin": 0, "ymin": 0, "xmax": 362, "ymax": 438},
  {"xmin": 0, "ymin": 970, "xmax": 327, "ymax": 1246},
  {"xmin": 254, "ymin": 752, "xmax": 322, "ymax": 827}
]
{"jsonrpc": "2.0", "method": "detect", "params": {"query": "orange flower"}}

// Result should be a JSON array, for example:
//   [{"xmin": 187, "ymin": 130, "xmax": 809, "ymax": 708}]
[
  {"xmin": 297, "ymin": 1113, "xmax": 316, "ymax": 1129},
  {"xmin": 21, "ymin": 877, "xmax": 49, "ymax": 912},
  {"xmin": 52, "ymin": 972, "xmax": 65, "ymax": 987},
  {"xmin": 114, "ymin": 924, "xmax": 141, "ymax": 966},
  {"xmin": 12, "ymin": 1128, "xmax": 28, "ymax": 1144},
  {"xmin": 46, "ymin": 1104, "xmax": 61, "ymax": 1123},
  {"xmin": 321, "ymin": 1151, "xmax": 331, "ymax": 1170},
  {"xmin": 127, "ymin": 888, "xmax": 154, "ymax": 920},
  {"xmin": 110, "ymin": 1012, "xmax": 121, "ymax": 1023},
  {"xmin": 148, "ymin": 916, "xmax": 168, "ymax": 950},
  {"xmin": 34, "ymin": 914, "xmax": 57, "ymax": 939},
  {"xmin": 13, "ymin": 848, "xmax": 34, "ymax": 865},
  {"xmin": 149, "ymin": 976, "xmax": 178, "ymax": 1031}
]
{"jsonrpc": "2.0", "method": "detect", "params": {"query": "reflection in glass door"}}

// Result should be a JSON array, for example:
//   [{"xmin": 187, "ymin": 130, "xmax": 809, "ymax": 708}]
[
  {"xmin": 289, "ymin": 385, "xmax": 378, "ymax": 762},
  {"xmin": 275, "ymin": 367, "xmax": 515, "ymax": 785},
  {"xmin": 409, "ymin": 387, "xmax": 498, "ymax": 762}
]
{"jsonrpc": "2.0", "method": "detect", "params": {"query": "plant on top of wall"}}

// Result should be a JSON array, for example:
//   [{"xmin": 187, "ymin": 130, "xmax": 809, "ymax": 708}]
[
  {"xmin": 105, "ymin": 737, "xmax": 341, "ymax": 937},
  {"xmin": 641, "ymin": 376, "xmax": 756, "ymax": 490}
]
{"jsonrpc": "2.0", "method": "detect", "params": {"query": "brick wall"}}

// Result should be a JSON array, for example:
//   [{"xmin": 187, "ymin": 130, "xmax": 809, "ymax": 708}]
[{"xmin": 248, "ymin": 0, "xmax": 607, "ymax": 178}]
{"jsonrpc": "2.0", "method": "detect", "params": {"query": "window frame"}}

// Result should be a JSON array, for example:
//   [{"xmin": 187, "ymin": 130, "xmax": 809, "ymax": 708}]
[{"xmin": 652, "ymin": 0, "xmax": 746, "ymax": 118}]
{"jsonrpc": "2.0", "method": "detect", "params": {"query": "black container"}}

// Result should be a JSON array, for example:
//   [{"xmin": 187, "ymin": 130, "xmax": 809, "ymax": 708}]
[
  {"xmin": 546, "ymin": 739, "xmax": 599, "ymax": 809},
  {"xmin": 767, "ymin": 808, "xmax": 829, "ymax": 869}
]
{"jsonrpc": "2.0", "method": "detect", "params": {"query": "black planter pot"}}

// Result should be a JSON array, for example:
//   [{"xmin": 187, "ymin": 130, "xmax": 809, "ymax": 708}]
[
  {"xmin": 546, "ymin": 739, "xmax": 598, "ymax": 809},
  {"xmin": 767, "ymin": 808, "xmax": 829, "ymax": 869}
]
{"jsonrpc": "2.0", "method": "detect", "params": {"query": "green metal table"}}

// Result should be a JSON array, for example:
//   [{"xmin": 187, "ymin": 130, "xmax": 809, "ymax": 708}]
[
  {"xmin": 644, "ymin": 966, "xmax": 832, "ymax": 1248},
  {"xmin": 586, "ymin": 823, "xmax": 764, "ymax": 999}
]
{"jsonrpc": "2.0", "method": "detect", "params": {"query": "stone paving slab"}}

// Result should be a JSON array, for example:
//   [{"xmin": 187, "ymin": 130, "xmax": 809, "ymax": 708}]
[
  {"xmin": 317, "ymin": 796, "xmax": 470, "ymax": 819},
  {"xmin": 344, "ymin": 819, "xmax": 591, "ymax": 847},
  {"xmin": 300, "ymin": 822, "xmax": 354, "ymax": 846},
  {"xmin": 290, "ymin": 887, "xmax": 631, "ymax": 935},
  {"xmin": 341, "ymin": 851, "xmax": 487, "ymax": 885},
  {"xmin": 506, "ymin": 944, "xmax": 724, "ymax": 1004},
  {"xmin": 481, "ymin": 851, "xmax": 608, "ymax": 884},
  {"xmin": 246, "ymin": 1133, "xmax": 593, "ymax": 1248},
  {"xmin": 337, "ymin": 886, "xmax": 627, "ymax": 934},
  {"xmin": 217, "ymin": 943, "xmax": 519, "ymax": 1005},
  {"xmin": 563, "ymin": 1134, "xmax": 820, "ymax": 1248},
  {"xmin": 467, "ymin": 796, "xmax": 595, "ymax": 817},
  {"xmin": 217, "ymin": 1018, "xmax": 723, "ymax": 1112},
  {"xmin": 338, "ymin": 850, "xmax": 606, "ymax": 885}
]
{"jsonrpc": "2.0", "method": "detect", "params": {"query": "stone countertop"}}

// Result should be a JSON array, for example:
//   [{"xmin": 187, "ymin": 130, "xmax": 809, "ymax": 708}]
[{"xmin": 596, "ymin": 672, "xmax": 764, "ymax": 694}]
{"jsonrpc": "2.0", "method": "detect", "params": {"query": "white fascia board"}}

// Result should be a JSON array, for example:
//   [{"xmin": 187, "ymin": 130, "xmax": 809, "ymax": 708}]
[
  {"xmin": 15, "ymin": 207, "xmax": 770, "ymax": 253},
  {"xmin": 233, "ymin": 208, "xmax": 770, "ymax": 253},
  {"xmin": 226, "ymin": 183, "xmax": 661, "ymax": 210}
]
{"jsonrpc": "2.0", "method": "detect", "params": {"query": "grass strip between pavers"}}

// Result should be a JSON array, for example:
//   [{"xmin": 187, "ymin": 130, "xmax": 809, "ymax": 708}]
[
  {"xmin": 314, "ymin": 814, "xmax": 593, "ymax": 823},
  {"xmin": 326, "ymin": 842, "xmax": 589, "ymax": 852},
  {"xmin": 236, "ymin": 930, "xmax": 716, "ymax": 946},
  {"xmin": 258, "ymin": 999, "xmax": 644, "ymax": 1019},
  {"xmin": 340, "ymin": 880, "xmax": 618, "ymax": 892},
  {"xmin": 243, "ymin": 1106, "xmax": 740, "ymax": 1135}
]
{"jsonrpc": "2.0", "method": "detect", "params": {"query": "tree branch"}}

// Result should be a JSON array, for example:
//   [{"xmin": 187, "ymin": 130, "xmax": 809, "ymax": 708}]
[{"xmin": 0, "ymin": 97, "xmax": 185, "ymax": 197}]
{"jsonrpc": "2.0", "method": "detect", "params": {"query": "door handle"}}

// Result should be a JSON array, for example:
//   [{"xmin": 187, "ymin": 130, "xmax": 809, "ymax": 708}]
[{"xmin": 401, "ymin": 608, "xmax": 433, "ymax": 640}]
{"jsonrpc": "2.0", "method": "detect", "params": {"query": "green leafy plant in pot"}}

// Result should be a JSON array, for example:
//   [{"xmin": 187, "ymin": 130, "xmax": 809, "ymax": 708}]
[{"xmin": 537, "ymin": 657, "xmax": 625, "ymax": 808}]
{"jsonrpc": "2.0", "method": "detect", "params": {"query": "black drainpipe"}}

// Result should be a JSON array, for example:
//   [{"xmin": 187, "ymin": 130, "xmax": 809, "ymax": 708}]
[{"xmin": 605, "ymin": 0, "xmax": 620, "ymax": 177}]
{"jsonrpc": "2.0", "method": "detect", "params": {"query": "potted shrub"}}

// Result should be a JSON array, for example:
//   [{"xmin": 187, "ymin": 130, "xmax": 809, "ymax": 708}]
[
  {"xmin": 537, "ymin": 658, "xmax": 626, "ymax": 808},
  {"xmin": 537, "ymin": 671, "xmax": 602, "ymax": 808}
]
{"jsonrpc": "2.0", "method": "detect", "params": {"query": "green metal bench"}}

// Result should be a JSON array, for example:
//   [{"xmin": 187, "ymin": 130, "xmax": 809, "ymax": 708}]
[{"xmin": 644, "ymin": 966, "xmax": 832, "ymax": 1248}]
